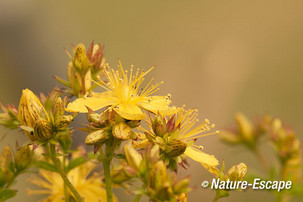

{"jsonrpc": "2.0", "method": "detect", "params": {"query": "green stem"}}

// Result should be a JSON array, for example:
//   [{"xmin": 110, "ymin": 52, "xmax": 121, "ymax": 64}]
[
  {"xmin": 100, "ymin": 145, "xmax": 114, "ymax": 202},
  {"xmin": 134, "ymin": 193, "xmax": 142, "ymax": 202},
  {"xmin": 212, "ymin": 195, "xmax": 220, "ymax": 202},
  {"xmin": 49, "ymin": 144, "xmax": 83, "ymax": 202},
  {"xmin": 5, "ymin": 171, "xmax": 19, "ymax": 189},
  {"xmin": 254, "ymin": 148, "xmax": 269, "ymax": 171},
  {"xmin": 134, "ymin": 184, "xmax": 145, "ymax": 202},
  {"xmin": 62, "ymin": 153, "xmax": 69, "ymax": 202}
]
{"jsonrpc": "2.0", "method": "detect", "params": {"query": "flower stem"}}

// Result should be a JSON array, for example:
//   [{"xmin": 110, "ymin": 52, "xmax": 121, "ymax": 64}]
[
  {"xmin": 62, "ymin": 154, "xmax": 69, "ymax": 202},
  {"xmin": 134, "ymin": 193, "xmax": 143, "ymax": 202},
  {"xmin": 49, "ymin": 144, "xmax": 83, "ymax": 202},
  {"xmin": 254, "ymin": 148, "xmax": 269, "ymax": 171},
  {"xmin": 5, "ymin": 171, "xmax": 19, "ymax": 189},
  {"xmin": 100, "ymin": 145, "xmax": 114, "ymax": 202}
]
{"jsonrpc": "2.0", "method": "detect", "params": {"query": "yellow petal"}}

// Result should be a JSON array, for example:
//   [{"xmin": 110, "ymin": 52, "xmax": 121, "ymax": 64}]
[
  {"xmin": 66, "ymin": 92, "xmax": 117, "ymax": 113},
  {"xmin": 184, "ymin": 147, "xmax": 219, "ymax": 167},
  {"xmin": 114, "ymin": 102, "xmax": 145, "ymax": 120},
  {"xmin": 139, "ymin": 96, "xmax": 179, "ymax": 115}
]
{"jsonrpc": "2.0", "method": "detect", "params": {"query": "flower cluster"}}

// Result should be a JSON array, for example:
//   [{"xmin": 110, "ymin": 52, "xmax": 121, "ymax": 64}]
[
  {"xmin": 4, "ymin": 41, "xmax": 302, "ymax": 202},
  {"xmin": 140, "ymin": 109, "xmax": 219, "ymax": 170},
  {"xmin": 18, "ymin": 88, "xmax": 74, "ymax": 143},
  {"xmin": 112, "ymin": 144, "xmax": 189, "ymax": 201},
  {"xmin": 220, "ymin": 113, "xmax": 303, "ymax": 201},
  {"xmin": 269, "ymin": 118, "xmax": 301, "ymax": 182}
]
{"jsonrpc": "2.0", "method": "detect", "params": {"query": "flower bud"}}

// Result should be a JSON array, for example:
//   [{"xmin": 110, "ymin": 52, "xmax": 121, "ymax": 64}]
[
  {"xmin": 173, "ymin": 178, "xmax": 189, "ymax": 195},
  {"xmin": 124, "ymin": 143, "xmax": 142, "ymax": 170},
  {"xmin": 87, "ymin": 112, "xmax": 101, "ymax": 124},
  {"xmin": 54, "ymin": 97, "xmax": 64, "ymax": 117},
  {"xmin": 0, "ymin": 146, "xmax": 13, "ymax": 186},
  {"xmin": 157, "ymin": 182, "xmax": 173, "ymax": 201},
  {"xmin": 73, "ymin": 44, "xmax": 91, "ymax": 72},
  {"xmin": 112, "ymin": 122, "xmax": 132, "ymax": 141},
  {"xmin": 18, "ymin": 89, "xmax": 49, "ymax": 141},
  {"xmin": 148, "ymin": 161, "xmax": 167, "ymax": 191},
  {"xmin": 34, "ymin": 118, "xmax": 53, "ymax": 141},
  {"xmin": 111, "ymin": 166, "xmax": 136, "ymax": 184},
  {"xmin": 152, "ymin": 115, "xmax": 167, "ymax": 137},
  {"xmin": 165, "ymin": 139, "xmax": 187, "ymax": 157},
  {"xmin": 55, "ymin": 115, "xmax": 73, "ymax": 130},
  {"xmin": 219, "ymin": 131, "xmax": 241, "ymax": 144},
  {"xmin": 15, "ymin": 145, "xmax": 33, "ymax": 170},
  {"xmin": 235, "ymin": 113, "xmax": 253, "ymax": 141},
  {"xmin": 87, "ymin": 42, "xmax": 104, "ymax": 74},
  {"xmin": 227, "ymin": 163, "xmax": 247, "ymax": 181},
  {"xmin": 0, "ymin": 104, "xmax": 19, "ymax": 129},
  {"xmin": 85, "ymin": 129, "xmax": 108, "ymax": 145},
  {"xmin": 0, "ymin": 146, "xmax": 12, "ymax": 170}
]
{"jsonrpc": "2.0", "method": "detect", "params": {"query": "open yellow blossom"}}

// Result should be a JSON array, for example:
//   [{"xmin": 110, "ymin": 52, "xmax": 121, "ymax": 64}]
[
  {"xmin": 66, "ymin": 60, "xmax": 178, "ymax": 120},
  {"xmin": 144, "ymin": 108, "xmax": 219, "ymax": 168},
  {"xmin": 177, "ymin": 109, "xmax": 219, "ymax": 168},
  {"xmin": 27, "ymin": 152, "xmax": 116, "ymax": 202}
]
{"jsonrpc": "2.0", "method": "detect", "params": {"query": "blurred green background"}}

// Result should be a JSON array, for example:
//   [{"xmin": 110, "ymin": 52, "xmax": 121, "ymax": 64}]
[{"xmin": 0, "ymin": 0, "xmax": 303, "ymax": 201}]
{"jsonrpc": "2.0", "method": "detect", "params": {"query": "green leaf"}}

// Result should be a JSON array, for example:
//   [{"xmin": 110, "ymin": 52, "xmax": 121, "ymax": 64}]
[
  {"xmin": 55, "ymin": 153, "xmax": 69, "ymax": 157},
  {"xmin": 53, "ymin": 75, "xmax": 71, "ymax": 87},
  {"xmin": 66, "ymin": 157, "xmax": 86, "ymax": 173},
  {"xmin": 0, "ymin": 189, "xmax": 17, "ymax": 201},
  {"xmin": 115, "ymin": 154, "xmax": 126, "ymax": 159},
  {"xmin": 35, "ymin": 161, "xmax": 57, "ymax": 172}
]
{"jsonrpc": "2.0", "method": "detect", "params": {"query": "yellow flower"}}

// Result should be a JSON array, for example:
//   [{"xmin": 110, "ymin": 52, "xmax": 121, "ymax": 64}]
[
  {"xmin": 145, "ymin": 109, "xmax": 219, "ymax": 168},
  {"xmin": 66, "ymin": 60, "xmax": 178, "ymax": 120},
  {"xmin": 174, "ymin": 109, "xmax": 219, "ymax": 167},
  {"xmin": 27, "ymin": 151, "xmax": 116, "ymax": 202},
  {"xmin": 18, "ymin": 89, "xmax": 50, "ymax": 141}
]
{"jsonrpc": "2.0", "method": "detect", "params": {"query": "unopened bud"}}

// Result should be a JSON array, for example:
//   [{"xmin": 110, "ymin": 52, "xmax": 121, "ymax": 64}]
[
  {"xmin": 111, "ymin": 166, "xmax": 136, "ymax": 184},
  {"xmin": 87, "ymin": 113, "xmax": 101, "ymax": 124},
  {"xmin": 73, "ymin": 44, "xmax": 90, "ymax": 72},
  {"xmin": 165, "ymin": 139, "xmax": 187, "ymax": 157},
  {"xmin": 54, "ymin": 97, "xmax": 64, "ymax": 116},
  {"xmin": 235, "ymin": 113, "xmax": 253, "ymax": 141},
  {"xmin": 112, "ymin": 122, "xmax": 132, "ymax": 141},
  {"xmin": 18, "ymin": 89, "xmax": 49, "ymax": 141},
  {"xmin": 0, "ymin": 146, "xmax": 12, "ymax": 170},
  {"xmin": 124, "ymin": 143, "xmax": 142, "ymax": 170},
  {"xmin": 55, "ymin": 115, "xmax": 73, "ymax": 130},
  {"xmin": 0, "ymin": 147, "xmax": 13, "ymax": 186},
  {"xmin": 152, "ymin": 115, "xmax": 167, "ymax": 137},
  {"xmin": 15, "ymin": 145, "xmax": 33, "ymax": 170},
  {"xmin": 174, "ymin": 178, "xmax": 189, "ymax": 194},
  {"xmin": 219, "ymin": 131, "xmax": 241, "ymax": 144},
  {"xmin": 85, "ymin": 129, "xmax": 108, "ymax": 145},
  {"xmin": 227, "ymin": 163, "xmax": 247, "ymax": 181},
  {"xmin": 34, "ymin": 118, "xmax": 53, "ymax": 141},
  {"xmin": 148, "ymin": 161, "xmax": 167, "ymax": 191}
]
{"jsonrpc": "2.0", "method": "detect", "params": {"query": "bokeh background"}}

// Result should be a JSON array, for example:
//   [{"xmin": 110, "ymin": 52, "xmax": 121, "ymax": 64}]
[{"xmin": 0, "ymin": 0, "xmax": 303, "ymax": 201}]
